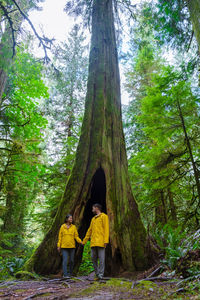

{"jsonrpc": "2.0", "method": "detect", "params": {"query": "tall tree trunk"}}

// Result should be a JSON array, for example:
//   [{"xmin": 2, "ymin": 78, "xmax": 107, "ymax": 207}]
[
  {"xmin": 186, "ymin": 0, "xmax": 200, "ymax": 50},
  {"xmin": 167, "ymin": 188, "xmax": 177, "ymax": 225},
  {"xmin": 25, "ymin": 0, "xmax": 149, "ymax": 275},
  {"xmin": 2, "ymin": 176, "xmax": 26, "ymax": 247},
  {"xmin": 0, "ymin": 68, "xmax": 7, "ymax": 104},
  {"xmin": 0, "ymin": 0, "xmax": 31, "ymax": 104},
  {"xmin": 177, "ymin": 99, "xmax": 200, "ymax": 202},
  {"xmin": 155, "ymin": 190, "xmax": 167, "ymax": 225},
  {"xmin": 0, "ymin": 30, "xmax": 12, "ymax": 104}
]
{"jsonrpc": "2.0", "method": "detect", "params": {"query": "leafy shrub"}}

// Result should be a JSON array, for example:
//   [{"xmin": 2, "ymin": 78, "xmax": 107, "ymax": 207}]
[
  {"xmin": 153, "ymin": 224, "xmax": 187, "ymax": 269},
  {"xmin": 182, "ymin": 229, "xmax": 200, "ymax": 251},
  {"xmin": 0, "ymin": 236, "xmax": 34, "ymax": 280},
  {"xmin": 153, "ymin": 225, "xmax": 200, "ymax": 272},
  {"xmin": 0, "ymin": 256, "xmax": 27, "ymax": 280}
]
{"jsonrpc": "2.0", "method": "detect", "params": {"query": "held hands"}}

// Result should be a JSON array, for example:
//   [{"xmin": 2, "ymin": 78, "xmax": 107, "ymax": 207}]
[{"xmin": 80, "ymin": 241, "xmax": 84, "ymax": 246}]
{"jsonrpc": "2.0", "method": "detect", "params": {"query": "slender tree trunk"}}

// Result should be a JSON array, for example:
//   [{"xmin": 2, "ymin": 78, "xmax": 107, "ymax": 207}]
[
  {"xmin": 0, "ymin": 0, "xmax": 30, "ymax": 104},
  {"xmin": 155, "ymin": 190, "xmax": 167, "ymax": 225},
  {"xmin": 167, "ymin": 188, "xmax": 177, "ymax": 225},
  {"xmin": 177, "ymin": 99, "xmax": 200, "ymax": 202},
  {"xmin": 186, "ymin": 0, "xmax": 200, "ymax": 50},
  {"xmin": 0, "ymin": 31, "xmax": 12, "ymax": 104},
  {"xmin": 65, "ymin": 93, "xmax": 74, "ymax": 177},
  {"xmin": 0, "ymin": 68, "xmax": 7, "ymax": 104},
  {"xmin": 2, "ymin": 175, "xmax": 26, "ymax": 247},
  {"xmin": 25, "ymin": 0, "xmax": 150, "ymax": 275}
]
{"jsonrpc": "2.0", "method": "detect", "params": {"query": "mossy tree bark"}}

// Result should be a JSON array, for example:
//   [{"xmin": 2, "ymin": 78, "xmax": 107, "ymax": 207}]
[
  {"xmin": 186, "ymin": 0, "xmax": 200, "ymax": 50},
  {"xmin": 25, "ymin": 0, "xmax": 149, "ymax": 275}
]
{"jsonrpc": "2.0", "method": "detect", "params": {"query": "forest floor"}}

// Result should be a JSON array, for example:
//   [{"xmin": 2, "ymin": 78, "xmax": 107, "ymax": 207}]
[{"xmin": 0, "ymin": 272, "xmax": 199, "ymax": 300}]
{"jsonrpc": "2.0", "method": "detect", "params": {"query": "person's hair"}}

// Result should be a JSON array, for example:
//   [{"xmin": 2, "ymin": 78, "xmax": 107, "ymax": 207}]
[
  {"xmin": 93, "ymin": 203, "xmax": 102, "ymax": 212},
  {"xmin": 65, "ymin": 214, "xmax": 72, "ymax": 222}
]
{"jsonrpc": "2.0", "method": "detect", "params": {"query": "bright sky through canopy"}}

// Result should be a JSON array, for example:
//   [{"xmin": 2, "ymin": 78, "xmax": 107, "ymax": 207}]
[
  {"xmin": 28, "ymin": 0, "xmax": 142, "ymax": 104},
  {"xmin": 29, "ymin": 0, "xmax": 74, "ymax": 42}
]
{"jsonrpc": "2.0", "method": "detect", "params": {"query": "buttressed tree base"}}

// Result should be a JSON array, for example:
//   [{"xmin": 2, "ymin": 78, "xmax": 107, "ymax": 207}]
[{"xmin": 25, "ymin": 0, "xmax": 150, "ymax": 275}]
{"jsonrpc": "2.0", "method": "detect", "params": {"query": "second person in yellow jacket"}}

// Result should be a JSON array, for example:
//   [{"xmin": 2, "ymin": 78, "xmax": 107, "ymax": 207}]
[{"xmin": 57, "ymin": 214, "xmax": 83, "ymax": 277}]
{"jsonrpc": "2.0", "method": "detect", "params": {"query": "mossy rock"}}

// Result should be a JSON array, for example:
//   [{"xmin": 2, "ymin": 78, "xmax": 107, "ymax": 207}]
[{"xmin": 15, "ymin": 271, "xmax": 40, "ymax": 280}]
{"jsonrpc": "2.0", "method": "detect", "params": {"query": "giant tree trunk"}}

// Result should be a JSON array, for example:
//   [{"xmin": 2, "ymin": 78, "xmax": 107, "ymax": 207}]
[
  {"xmin": 25, "ymin": 0, "xmax": 149, "ymax": 275},
  {"xmin": 186, "ymin": 0, "xmax": 200, "ymax": 50}
]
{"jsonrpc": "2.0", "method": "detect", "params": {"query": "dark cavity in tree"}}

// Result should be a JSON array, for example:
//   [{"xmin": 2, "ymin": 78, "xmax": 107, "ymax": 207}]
[
  {"xmin": 80, "ymin": 167, "xmax": 107, "ymax": 236},
  {"xmin": 74, "ymin": 167, "xmax": 113, "ymax": 274}
]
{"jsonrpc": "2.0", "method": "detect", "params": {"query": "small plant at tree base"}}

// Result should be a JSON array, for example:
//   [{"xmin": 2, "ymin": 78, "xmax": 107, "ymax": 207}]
[
  {"xmin": 152, "ymin": 224, "xmax": 187, "ymax": 269},
  {"xmin": 78, "ymin": 242, "xmax": 94, "ymax": 276}
]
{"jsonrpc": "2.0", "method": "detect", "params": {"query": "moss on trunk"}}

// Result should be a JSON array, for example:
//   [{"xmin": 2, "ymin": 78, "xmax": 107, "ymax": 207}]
[
  {"xmin": 25, "ymin": 0, "xmax": 150, "ymax": 275},
  {"xmin": 187, "ymin": 0, "xmax": 200, "ymax": 50}
]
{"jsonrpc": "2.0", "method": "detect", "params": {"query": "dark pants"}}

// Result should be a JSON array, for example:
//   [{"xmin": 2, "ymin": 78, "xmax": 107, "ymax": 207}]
[{"xmin": 61, "ymin": 248, "xmax": 75, "ymax": 277}]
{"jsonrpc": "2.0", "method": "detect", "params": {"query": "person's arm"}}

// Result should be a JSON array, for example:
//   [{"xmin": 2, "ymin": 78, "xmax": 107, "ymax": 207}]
[
  {"xmin": 103, "ymin": 214, "xmax": 109, "ymax": 247},
  {"xmin": 82, "ymin": 219, "xmax": 93, "ymax": 245},
  {"xmin": 74, "ymin": 226, "xmax": 82, "ymax": 244},
  {"xmin": 57, "ymin": 226, "xmax": 62, "ymax": 252}
]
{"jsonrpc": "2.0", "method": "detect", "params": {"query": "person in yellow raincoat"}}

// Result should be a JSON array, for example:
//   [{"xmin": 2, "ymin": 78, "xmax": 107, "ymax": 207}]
[
  {"xmin": 82, "ymin": 203, "xmax": 109, "ymax": 280},
  {"xmin": 57, "ymin": 214, "xmax": 83, "ymax": 277}
]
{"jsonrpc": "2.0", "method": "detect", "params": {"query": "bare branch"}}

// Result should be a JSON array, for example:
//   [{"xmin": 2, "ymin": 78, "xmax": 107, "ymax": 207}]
[{"xmin": 11, "ymin": 0, "xmax": 53, "ymax": 62}]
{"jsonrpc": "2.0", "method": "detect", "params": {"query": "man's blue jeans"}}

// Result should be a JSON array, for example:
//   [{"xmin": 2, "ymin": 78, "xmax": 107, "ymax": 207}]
[{"xmin": 61, "ymin": 248, "xmax": 75, "ymax": 277}]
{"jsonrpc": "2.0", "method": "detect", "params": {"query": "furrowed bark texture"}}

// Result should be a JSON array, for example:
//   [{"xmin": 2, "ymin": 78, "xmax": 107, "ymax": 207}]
[
  {"xmin": 25, "ymin": 0, "xmax": 149, "ymax": 275},
  {"xmin": 187, "ymin": 0, "xmax": 200, "ymax": 50}
]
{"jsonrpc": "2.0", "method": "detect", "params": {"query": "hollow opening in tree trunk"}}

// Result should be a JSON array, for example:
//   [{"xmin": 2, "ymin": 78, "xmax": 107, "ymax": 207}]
[
  {"xmin": 75, "ymin": 167, "xmax": 108, "ymax": 273},
  {"xmin": 81, "ymin": 167, "xmax": 107, "ymax": 236}
]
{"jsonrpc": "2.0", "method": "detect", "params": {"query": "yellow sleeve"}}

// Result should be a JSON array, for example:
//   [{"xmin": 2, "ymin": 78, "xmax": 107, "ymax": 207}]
[
  {"xmin": 74, "ymin": 226, "xmax": 82, "ymax": 244},
  {"xmin": 82, "ymin": 219, "xmax": 93, "ymax": 244},
  {"xmin": 57, "ymin": 226, "xmax": 63, "ymax": 247},
  {"xmin": 103, "ymin": 214, "xmax": 109, "ymax": 244}
]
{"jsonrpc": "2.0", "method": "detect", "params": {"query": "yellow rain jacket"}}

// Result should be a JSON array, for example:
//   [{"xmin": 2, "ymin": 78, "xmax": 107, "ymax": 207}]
[
  {"xmin": 57, "ymin": 224, "xmax": 82, "ymax": 248},
  {"xmin": 83, "ymin": 213, "xmax": 109, "ymax": 247}
]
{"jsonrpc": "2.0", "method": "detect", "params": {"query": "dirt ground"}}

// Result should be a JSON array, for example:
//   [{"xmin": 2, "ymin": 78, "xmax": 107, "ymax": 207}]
[{"xmin": 0, "ymin": 274, "xmax": 199, "ymax": 300}]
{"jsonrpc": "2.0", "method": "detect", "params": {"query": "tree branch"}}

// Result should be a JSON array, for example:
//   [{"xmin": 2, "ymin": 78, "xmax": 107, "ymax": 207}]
[{"xmin": 11, "ymin": 0, "xmax": 53, "ymax": 62}]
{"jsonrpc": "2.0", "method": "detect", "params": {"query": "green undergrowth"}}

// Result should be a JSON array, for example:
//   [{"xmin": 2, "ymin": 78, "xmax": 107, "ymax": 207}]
[
  {"xmin": 78, "ymin": 241, "xmax": 94, "ymax": 276},
  {"xmin": 15, "ymin": 270, "xmax": 41, "ymax": 280}
]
